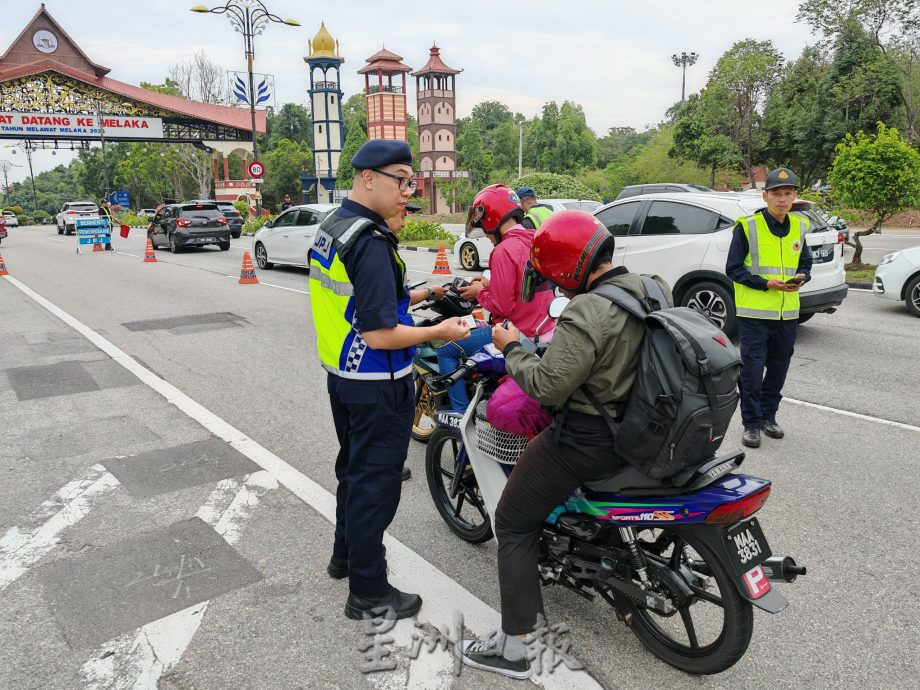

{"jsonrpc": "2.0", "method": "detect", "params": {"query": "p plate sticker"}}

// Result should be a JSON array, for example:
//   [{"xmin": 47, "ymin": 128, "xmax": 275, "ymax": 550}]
[{"xmin": 742, "ymin": 565, "xmax": 771, "ymax": 599}]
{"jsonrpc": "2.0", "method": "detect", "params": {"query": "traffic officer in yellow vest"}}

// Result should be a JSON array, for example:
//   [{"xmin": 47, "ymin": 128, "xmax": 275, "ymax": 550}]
[
  {"xmin": 516, "ymin": 186, "xmax": 552, "ymax": 230},
  {"xmin": 726, "ymin": 167, "xmax": 813, "ymax": 449},
  {"xmin": 309, "ymin": 139, "xmax": 470, "ymax": 620}
]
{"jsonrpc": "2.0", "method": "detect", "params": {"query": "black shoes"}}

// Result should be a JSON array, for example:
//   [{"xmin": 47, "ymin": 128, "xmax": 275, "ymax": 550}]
[
  {"xmin": 742, "ymin": 427, "xmax": 761, "ymax": 448},
  {"xmin": 402, "ymin": 466, "xmax": 411, "ymax": 481},
  {"xmin": 762, "ymin": 420, "xmax": 785, "ymax": 439},
  {"xmin": 327, "ymin": 545, "xmax": 387, "ymax": 579},
  {"xmin": 344, "ymin": 585, "xmax": 422, "ymax": 620},
  {"xmin": 460, "ymin": 636, "xmax": 531, "ymax": 679}
]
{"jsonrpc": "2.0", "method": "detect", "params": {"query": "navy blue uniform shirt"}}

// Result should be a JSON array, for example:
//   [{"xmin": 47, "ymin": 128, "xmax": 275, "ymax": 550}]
[
  {"xmin": 726, "ymin": 208, "xmax": 813, "ymax": 291},
  {"xmin": 337, "ymin": 198, "xmax": 405, "ymax": 333}
]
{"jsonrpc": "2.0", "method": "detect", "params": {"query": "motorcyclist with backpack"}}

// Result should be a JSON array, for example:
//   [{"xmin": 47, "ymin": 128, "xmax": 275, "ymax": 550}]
[
  {"xmin": 436, "ymin": 184, "xmax": 556, "ymax": 412},
  {"xmin": 459, "ymin": 210, "xmax": 672, "ymax": 679}
]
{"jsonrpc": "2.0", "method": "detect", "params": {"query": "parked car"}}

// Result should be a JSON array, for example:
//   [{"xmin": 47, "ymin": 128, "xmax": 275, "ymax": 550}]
[
  {"xmin": 147, "ymin": 202, "xmax": 231, "ymax": 253},
  {"xmin": 454, "ymin": 198, "xmax": 603, "ymax": 270},
  {"xmin": 187, "ymin": 199, "xmax": 244, "ymax": 238},
  {"xmin": 873, "ymin": 245, "xmax": 920, "ymax": 317},
  {"xmin": 591, "ymin": 192, "xmax": 848, "ymax": 336},
  {"xmin": 3, "ymin": 210, "xmax": 19, "ymax": 227},
  {"xmin": 56, "ymin": 201, "xmax": 99, "ymax": 235},
  {"xmin": 253, "ymin": 203, "xmax": 338, "ymax": 269},
  {"xmin": 615, "ymin": 183, "xmax": 713, "ymax": 200}
]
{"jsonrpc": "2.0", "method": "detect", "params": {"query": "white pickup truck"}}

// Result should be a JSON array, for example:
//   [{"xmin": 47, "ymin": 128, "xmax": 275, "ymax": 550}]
[{"xmin": 56, "ymin": 201, "xmax": 100, "ymax": 235}]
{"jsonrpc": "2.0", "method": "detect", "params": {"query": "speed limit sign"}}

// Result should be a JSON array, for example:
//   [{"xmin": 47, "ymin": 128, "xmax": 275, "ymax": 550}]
[{"xmin": 248, "ymin": 160, "xmax": 265, "ymax": 178}]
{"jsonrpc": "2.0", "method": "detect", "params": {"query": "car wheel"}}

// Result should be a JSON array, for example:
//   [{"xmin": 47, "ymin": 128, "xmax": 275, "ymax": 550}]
[
  {"xmin": 169, "ymin": 233, "xmax": 182, "ymax": 254},
  {"xmin": 57, "ymin": 223, "xmax": 63, "ymax": 235},
  {"xmin": 905, "ymin": 274, "xmax": 920, "ymax": 318},
  {"xmin": 459, "ymin": 243, "xmax": 479, "ymax": 271},
  {"xmin": 682, "ymin": 280, "xmax": 736, "ymax": 337},
  {"xmin": 254, "ymin": 242, "xmax": 273, "ymax": 269},
  {"xmin": 65, "ymin": 225, "xmax": 73, "ymax": 236},
  {"xmin": 797, "ymin": 313, "xmax": 814, "ymax": 324},
  {"xmin": 219, "ymin": 241, "xmax": 230, "ymax": 251},
  {"xmin": 231, "ymin": 232, "xmax": 241, "ymax": 239}
]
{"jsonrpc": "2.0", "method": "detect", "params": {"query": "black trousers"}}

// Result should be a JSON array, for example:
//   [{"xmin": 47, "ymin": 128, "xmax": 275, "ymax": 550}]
[
  {"xmin": 495, "ymin": 414, "xmax": 624, "ymax": 635},
  {"xmin": 327, "ymin": 373, "xmax": 414, "ymax": 598},
  {"xmin": 738, "ymin": 318, "xmax": 798, "ymax": 429}
]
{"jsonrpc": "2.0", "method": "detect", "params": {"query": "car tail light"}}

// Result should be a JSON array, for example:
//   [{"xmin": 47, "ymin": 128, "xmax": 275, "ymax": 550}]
[
  {"xmin": 67, "ymin": 210, "xmax": 79, "ymax": 214},
  {"xmin": 837, "ymin": 232, "xmax": 845, "ymax": 244},
  {"xmin": 176, "ymin": 218, "xmax": 191, "ymax": 228},
  {"xmin": 216, "ymin": 215, "xmax": 228, "ymax": 225},
  {"xmin": 705, "ymin": 487, "xmax": 771, "ymax": 524}
]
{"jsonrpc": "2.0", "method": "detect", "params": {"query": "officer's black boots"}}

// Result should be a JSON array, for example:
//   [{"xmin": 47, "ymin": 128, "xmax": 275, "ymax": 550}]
[
  {"xmin": 402, "ymin": 466, "xmax": 411, "ymax": 481},
  {"xmin": 762, "ymin": 420, "xmax": 784, "ymax": 439},
  {"xmin": 327, "ymin": 546, "xmax": 387, "ymax": 579},
  {"xmin": 742, "ymin": 427, "xmax": 761, "ymax": 448},
  {"xmin": 344, "ymin": 585, "xmax": 423, "ymax": 620}
]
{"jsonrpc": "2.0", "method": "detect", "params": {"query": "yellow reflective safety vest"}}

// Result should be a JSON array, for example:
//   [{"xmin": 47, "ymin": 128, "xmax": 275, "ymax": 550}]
[
  {"xmin": 733, "ymin": 211, "xmax": 810, "ymax": 320},
  {"xmin": 309, "ymin": 213, "xmax": 414, "ymax": 380},
  {"xmin": 524, "ymin": 205, "xmax": 552, "ymax": 229}
]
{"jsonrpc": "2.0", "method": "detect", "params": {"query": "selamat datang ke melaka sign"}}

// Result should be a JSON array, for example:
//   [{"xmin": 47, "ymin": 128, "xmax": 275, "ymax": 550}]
[{"xmin": 0, "ymin": 112, "xmax": 164, "ymax": 139}]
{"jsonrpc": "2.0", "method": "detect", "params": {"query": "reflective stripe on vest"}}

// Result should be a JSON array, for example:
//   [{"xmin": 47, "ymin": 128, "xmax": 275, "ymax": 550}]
[
  {"xmin": 525, "ymin": 205, "xmax": 552, "ymax": 229},
  {"xmin": 309, "ymin": 213, "xmax": 414, "ymax": 380},
  {"xmin": 733, "ymin": 212, "xmax": 809, "ymax": 321}
]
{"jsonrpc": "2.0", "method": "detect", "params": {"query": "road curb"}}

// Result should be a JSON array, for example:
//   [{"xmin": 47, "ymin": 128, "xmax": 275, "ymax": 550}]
[
  {"xmin": 398, "ymin": 245, "xmax": 452, "ymax": 254},
  {"xmin": 846, "ymin": 281, "xmax": 872, "ymax": 289}
]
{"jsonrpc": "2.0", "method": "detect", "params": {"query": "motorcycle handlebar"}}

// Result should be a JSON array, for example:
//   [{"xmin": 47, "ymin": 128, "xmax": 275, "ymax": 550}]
[{"xmin": 437, "ymin": 359, "xmax": 477, "ymax": 389}]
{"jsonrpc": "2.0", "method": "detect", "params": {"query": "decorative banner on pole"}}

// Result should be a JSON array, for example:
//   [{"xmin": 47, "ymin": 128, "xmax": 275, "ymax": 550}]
[{"xmin": 228, "ymin": 71, "xmax": 275, "ymax": 108}]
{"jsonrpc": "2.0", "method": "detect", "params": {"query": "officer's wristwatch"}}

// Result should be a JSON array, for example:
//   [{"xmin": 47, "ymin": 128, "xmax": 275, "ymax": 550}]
[{"xmin": 426, "ymin": 287, "xmax": 433, "ymax": 301}]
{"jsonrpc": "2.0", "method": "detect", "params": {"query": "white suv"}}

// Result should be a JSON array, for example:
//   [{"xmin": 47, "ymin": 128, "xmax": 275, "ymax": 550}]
[
  {"xmin": 592, "ymin": 192, "xmax": 848, "ymax": 336},
  {"xmin": 2, "ymin": 210, "xmax": 18, "ymax": 227},
  {"xmin": 454, "ymin": 199, "xmax": 602, "ymax": 270},
  {"xmin": 56, "ymin": 201, "xmax": 100, "ymax": 235}
]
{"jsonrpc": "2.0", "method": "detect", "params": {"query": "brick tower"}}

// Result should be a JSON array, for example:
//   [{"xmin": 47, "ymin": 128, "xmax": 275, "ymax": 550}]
[{"xmin": 358, "ymin": 48, "xmax": 412, "ymax": 141}]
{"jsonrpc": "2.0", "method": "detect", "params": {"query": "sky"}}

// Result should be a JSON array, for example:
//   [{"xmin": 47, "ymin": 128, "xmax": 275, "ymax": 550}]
[{"xmin": 0, "ymin": 0, "xmax": 820, "ymax": 184}]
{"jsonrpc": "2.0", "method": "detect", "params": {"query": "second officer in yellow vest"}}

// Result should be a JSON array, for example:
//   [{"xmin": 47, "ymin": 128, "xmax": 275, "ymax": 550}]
[
  {"xmin": 516, "ymin": 186, "xmax": 552, "ymax": 230},
  {"xmin": 309, "ymin": 140, "xmax": 470, "ymax": 620},
  {"xmin": 726, "ymin": 167, "xmax": 813, "ymax": 449}
]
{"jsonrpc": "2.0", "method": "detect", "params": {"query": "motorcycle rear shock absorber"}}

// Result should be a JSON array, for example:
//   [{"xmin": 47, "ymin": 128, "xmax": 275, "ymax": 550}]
[{"xmin": 618, "ymin": 526, "xmax": 650, "ymax": 586}]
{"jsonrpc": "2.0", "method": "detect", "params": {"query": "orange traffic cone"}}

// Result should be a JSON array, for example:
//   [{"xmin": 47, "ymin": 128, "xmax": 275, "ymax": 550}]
[
  {"xmin": 92, "ymin": 242, "xmax": 104, "ymax": 252},
  {"xmin": 239, "ymin": 251, "xmax": 259, "ymax": 284},
  {"xmin": 143, "ymin": 239, "xmax": 157, "ymax": 263},
  {"xmin": 432, "ymin": 245, "xmax": 452, "ymax": 275},
  {"xmin": 0, "ymin": 253, "xmax": 8, "ymax": 276}
]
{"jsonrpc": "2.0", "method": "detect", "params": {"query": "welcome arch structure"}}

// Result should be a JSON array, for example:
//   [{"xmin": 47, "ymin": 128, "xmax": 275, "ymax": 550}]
[{"xmin": 0, "ymin": 4, "xmax": 265, "ymax": 211}]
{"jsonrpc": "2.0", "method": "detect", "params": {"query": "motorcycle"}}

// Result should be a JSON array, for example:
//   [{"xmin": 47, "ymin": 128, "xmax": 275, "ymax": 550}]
[
  {"xmin": 410, "ymin": 276, "xmax": 477, "ymax": 442},
  {"xmin": 424, "ymin": 298, "xmax": 806, "ymax": 675}
]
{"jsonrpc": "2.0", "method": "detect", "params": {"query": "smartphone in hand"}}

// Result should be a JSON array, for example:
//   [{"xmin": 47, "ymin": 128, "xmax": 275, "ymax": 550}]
[{"xmin": 785, "ymin": 277, "xmax": 804, "ymax": 284}]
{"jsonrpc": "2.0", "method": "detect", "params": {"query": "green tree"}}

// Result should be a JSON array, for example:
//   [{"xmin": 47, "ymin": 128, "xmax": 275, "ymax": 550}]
[
  {"xmin": 828, "ymin": 123, "xmax": 920, "ymax": 264},
  {"xmin": 262, "ymin": 138, "xmax": 312, "ymax": 211},
  {"xmin": 596, "ymin": 127, "xmax": 652, "ymax": 168},
  {"xmin": 342, "ymin": 92, "xmax": 367, "ymax": 135},
  {"xmin": 469, "ymin": 101, "xmax": 514, "ymax": 132},
  {"xmin": 507, "ymin": 172, "xmax": 601, "ymax": 201},
  {"xmin": 709, "ymin": 39, "xmax": 784, "ymax": 185},
  {"xmin": 491, "ymin": 121, "xmax": 519, "ymax": 172},
  {"xmin": 670, "ymin": 90, "xmax": 740, "ymax": 187},
  {"xmin": 635, "ymin": 126, "xmax": 742, "ymax": 190},
  {"xmin": 336, "ymin": 120, "xmax": 366, "ymax": 187},
  {"xmin": 265, "ymin": 102, "xmax": 313, "ymax": 151},
  {"xmin": 457, "ymin": 119, "xmax": 489, "ymax": 186}
]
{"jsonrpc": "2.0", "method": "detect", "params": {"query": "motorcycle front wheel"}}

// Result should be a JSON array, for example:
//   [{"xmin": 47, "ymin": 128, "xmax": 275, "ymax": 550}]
[
  {"xmin": 411, "ymin": 373, "xmax": 437, "ymax": 442},
  {"xmin": 610, "ymin": 528, "xmax": 753, "ymax": 675},
  {"xmin": 425, "ymin": 427, "xmax": 493, "ymax": 544}
]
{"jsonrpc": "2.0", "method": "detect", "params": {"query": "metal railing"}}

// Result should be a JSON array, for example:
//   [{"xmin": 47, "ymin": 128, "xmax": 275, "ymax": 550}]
[{"xmin": 367, "ymin": 85, "xmax": 404, "ymax": 95}]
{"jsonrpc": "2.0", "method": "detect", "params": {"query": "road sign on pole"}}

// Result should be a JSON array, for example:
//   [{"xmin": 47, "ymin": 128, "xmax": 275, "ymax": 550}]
[{"xmin": 248, "ymin": 161, "xmax": 265, "ymax": 179}]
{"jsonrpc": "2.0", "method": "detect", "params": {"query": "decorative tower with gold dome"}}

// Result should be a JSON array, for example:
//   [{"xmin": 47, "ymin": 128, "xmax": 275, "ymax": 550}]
[{"xmin": 303, "ymin": 23, "xmax": 344, "ymax": 203}]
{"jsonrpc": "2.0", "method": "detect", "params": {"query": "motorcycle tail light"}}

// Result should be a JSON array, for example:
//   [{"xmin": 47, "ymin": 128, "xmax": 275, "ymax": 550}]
[{"xmin": 705, "ymin": 486, "xmax": 771, "ymax": 524}]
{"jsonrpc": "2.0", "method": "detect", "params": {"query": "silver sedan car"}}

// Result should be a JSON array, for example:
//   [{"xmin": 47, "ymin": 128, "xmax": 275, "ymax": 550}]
[{"xmin": 253, "ymin": 203, "xmax": 338, "ymax": 270}]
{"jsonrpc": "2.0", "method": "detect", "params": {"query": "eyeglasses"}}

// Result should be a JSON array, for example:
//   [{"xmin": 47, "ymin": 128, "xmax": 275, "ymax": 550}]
[{"xmin": 373, "ymin": 168, "xmax": 418, "ymax": 193}]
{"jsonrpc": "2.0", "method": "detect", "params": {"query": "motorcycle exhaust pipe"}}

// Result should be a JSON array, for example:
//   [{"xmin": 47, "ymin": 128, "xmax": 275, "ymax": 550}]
[{"xmin": 761, "ymin": 556, "xmax": 807, "ymax": 583}]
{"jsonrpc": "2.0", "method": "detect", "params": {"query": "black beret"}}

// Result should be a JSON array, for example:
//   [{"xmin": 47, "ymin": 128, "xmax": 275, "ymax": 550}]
[{"xmin": 351, "ymin": 139, "xmax": 413, "ymax": 170}]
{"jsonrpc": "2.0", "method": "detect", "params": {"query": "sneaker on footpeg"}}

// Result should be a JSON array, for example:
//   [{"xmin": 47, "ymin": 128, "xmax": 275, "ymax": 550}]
[
  {"xmin": 762, "ymin": 420, "xmax": 784, "ymax": 439},
  {"xmin": 460, "ymin": 635, "xmax": 531, "ymax": 679},
  {"xmin": 344, "ymin": 585, "xmax": 422, "ymax": 620}
]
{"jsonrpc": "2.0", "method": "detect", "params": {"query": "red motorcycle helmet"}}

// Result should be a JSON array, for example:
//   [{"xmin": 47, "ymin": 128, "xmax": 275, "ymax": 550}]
[
  {"xmin": 467, "ymin": 184, "xmax": 523, "ymax": 239},
  {"xmin": 528, "ymin": 210, "xmax": 613, "ymax": 293}
]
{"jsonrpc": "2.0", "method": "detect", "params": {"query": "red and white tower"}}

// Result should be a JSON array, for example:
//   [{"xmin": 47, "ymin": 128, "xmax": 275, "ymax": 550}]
[{"xmin": 358, "ymin": 48, "xmax": 412, "ymax": 141}]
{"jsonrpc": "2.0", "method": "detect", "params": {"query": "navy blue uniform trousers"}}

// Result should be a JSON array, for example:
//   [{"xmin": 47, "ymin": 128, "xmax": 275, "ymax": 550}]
[
  {"xmin": 327, "ymin": 373, "xmax": 414, "ymax": 597},
  {"xmin": 738, "ymin": 318, "xmax": 798, "ymax": 429}
]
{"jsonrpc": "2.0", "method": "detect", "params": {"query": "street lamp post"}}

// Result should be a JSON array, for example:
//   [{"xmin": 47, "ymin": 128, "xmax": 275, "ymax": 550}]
[
  {"xmin": 671, "ymin": 51, "xmax": 699, "ymax": 104},
  {"xmin": 96, "ymin": 103, "xmax": 110, "ymax": 200},
  {"xmin": 191, "ymin": 1, "xmax": 299, "ymax": 217}
]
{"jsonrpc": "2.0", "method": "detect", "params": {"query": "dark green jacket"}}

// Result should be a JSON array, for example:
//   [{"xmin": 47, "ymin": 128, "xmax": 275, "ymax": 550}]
[{"xmin": 505, "ymin": 269, "xmax": 672, "ymax": 417}]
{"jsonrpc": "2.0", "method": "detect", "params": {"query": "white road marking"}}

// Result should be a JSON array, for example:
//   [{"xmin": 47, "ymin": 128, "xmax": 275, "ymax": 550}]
[
  {"xmin": 0, "ymin": 465, "xmax": 119, "ymax": 591},
  {"xmin": 223, "ymin": 274, "xmax": 309, "ymax": 294},
  {"xmin": 3, "ymin": 272, "xmax": 601, "ymax": 689},
  {"xmin": 784, "ymin": 397, "xmax": 920, "ymax": 433}
]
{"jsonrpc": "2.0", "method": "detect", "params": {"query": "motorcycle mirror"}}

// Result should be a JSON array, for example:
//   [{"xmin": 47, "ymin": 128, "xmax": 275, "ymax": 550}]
[{"xmin": 548, "ymin": 296, "xmax": 569, "ymax": 319}]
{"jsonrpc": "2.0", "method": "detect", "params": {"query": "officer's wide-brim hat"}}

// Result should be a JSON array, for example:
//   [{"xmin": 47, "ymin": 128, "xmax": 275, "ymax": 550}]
[
  {"xmin": 764, "ymin": 167, "xmax": 799, "ymax": 190},
  {"xmin": 351, "ymin": 139, "xmax": 413, "ymax": 169}
]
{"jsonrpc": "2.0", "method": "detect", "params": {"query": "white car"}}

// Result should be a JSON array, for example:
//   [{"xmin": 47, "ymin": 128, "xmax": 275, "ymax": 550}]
[
  {"xmin": 591, "ymin": 192, "xmax": 848, "ymax": 336},
  {"xmin": 454, "ymin": 198, "xmax": 602, "ymax": 270},
  {"xmin": 2, "ymin": 210, "xmax": 19, "ymax": 227},
  {"xmin": 56, "ymin": 201, "xmax": 100, "ymax": 235},
  {"xmin": 873, "ymin": 245, "xmax": 920, "ymax": 317},
  {"xmin": 253, "ymin": 203, "xmax": 338, "ymax": 270}
]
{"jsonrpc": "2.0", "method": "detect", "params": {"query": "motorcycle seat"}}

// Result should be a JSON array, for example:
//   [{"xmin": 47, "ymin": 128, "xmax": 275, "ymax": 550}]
[{"xmin": 583, "ymin": 449, "xmax": 746, "ymax": 497}]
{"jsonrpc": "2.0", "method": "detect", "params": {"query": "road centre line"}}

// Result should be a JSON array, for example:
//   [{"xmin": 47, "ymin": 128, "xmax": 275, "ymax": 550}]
[
  {"xmin": 2, "ymin": 273, "xmax": 599, "ymax": 690},
  {"xmin": 783, "ymin": 397, "xmax": 920, "ymax": 433}
]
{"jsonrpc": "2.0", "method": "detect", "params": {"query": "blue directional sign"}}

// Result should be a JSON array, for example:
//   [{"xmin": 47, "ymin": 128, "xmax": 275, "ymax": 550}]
[
  {"xmin": 76, "ymin": 217, "xmax": 111, "ymax": 231},
  {"xmin": 108, "ymin": 191, "xmax": 130, "ymax": 208}
]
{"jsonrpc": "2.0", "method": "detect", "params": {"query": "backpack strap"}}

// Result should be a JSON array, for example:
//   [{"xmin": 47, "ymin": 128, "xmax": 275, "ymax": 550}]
[{"xmin": 590, "ymin": 283, "xmax": 649, "ymax": 319}]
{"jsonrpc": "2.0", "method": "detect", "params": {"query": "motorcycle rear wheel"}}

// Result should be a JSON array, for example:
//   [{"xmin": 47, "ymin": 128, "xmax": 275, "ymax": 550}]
[
  {"xmin": 614, "ymin": 528, "xmax": 753, "ymax": 675},
  {"xmin": 411, "ymin": 374, "xmax": 437, "ymax": 442},
  {"xmin": 425, "ymin": 427, "xmax": 493, "ymax": 543}
]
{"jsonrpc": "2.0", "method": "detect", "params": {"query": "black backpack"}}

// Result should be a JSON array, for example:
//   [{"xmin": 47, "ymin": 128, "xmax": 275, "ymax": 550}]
[{"xmin": 586, "ymin": 276, "xmax": 742, "ymax": 479}]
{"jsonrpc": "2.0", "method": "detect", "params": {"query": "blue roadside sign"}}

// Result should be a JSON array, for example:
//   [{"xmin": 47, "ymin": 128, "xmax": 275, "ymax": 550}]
[
  {"xmin": 76, "ymin": 217, "xmax": 111, "ymax": 230},
  {"xmin": 108, "ymin": 191, "xmax": 130, "ymax": 208},
  {"xmin": 79, "ymin": 236, "xmax": 110, "ymax": 245}
]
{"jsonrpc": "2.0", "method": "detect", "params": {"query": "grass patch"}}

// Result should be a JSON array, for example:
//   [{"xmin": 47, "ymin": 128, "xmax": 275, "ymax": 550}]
[
  {"xmin": 420, "ymin": 212, "xmax": 466, "ymax": 224},
  {"xmin": 401, "ymin": 239, "xmax": 452, "ymax": 249},
  {"xmin": 845, "ymin": 262, "xmax": 877, "ymax": 284}
]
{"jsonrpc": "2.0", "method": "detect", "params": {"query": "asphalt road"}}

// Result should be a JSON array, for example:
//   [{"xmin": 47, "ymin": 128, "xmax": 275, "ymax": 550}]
[
  {"xmin": 841, "ymin": 228, "xmax": 920, "ymax": 265},
  {"xmin": 1, "ymin": 225, "xmax": 918, "ymax": 689}
]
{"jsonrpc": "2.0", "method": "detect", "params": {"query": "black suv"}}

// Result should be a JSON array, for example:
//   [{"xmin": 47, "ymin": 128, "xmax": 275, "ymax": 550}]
[
  {"xmin": 148, "ymin": 202, "xmax": 231, "ymax": 253},
  {"xmin": 188, "ymin": 199, "xmax": 244, "ymax": 238},
  {"xmin": 616, "ymin": 183, "xmax": 713, "ymax": 200}
]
